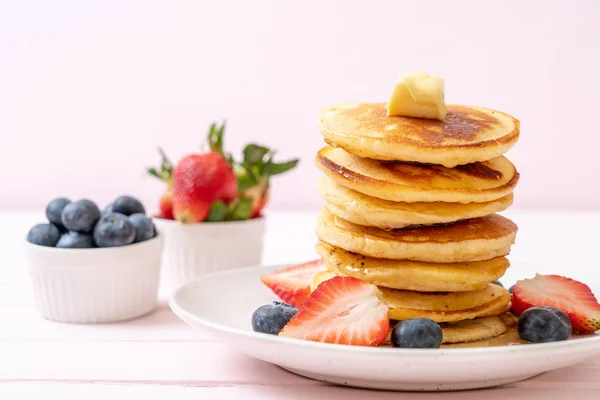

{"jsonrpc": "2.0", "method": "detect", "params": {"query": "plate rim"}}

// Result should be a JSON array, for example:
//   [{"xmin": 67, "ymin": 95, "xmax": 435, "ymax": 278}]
[{"xmin": 169, "ymin": 262, "xmax": 600, "ymax": 357}]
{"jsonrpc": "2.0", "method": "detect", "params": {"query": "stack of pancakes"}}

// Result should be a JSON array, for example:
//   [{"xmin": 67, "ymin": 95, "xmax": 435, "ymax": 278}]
[{"xmin": 312, "ymin": 103, "xmax": 521, "ymax": 345}]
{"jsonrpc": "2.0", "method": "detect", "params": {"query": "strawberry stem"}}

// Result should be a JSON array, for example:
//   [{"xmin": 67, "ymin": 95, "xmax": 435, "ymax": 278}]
[
  {"xmin": 147, "ymin": 147, "xmax": 173, "ymax": 186},
  {"xmin": 207, "ymin": 120, "xmax": 235, "ymax": 166}
]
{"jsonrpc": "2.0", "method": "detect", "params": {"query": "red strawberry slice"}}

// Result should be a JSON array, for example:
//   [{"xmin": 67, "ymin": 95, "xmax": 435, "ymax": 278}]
[
  {"xmin": 261, "ymin": 259, "xmax": 326, "ymax": 307},
  {"xmin": 279, "ymin": 276, "xmax": 390, "ymax": 346},
  {"xmin": 512, "ymin": 274, "xmax": 600, "ymax": 333}
]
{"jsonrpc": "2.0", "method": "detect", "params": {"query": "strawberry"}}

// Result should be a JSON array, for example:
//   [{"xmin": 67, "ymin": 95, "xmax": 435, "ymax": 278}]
[
  {"xmin": 148, "ymin": 148, "xmax": 175, "ymax": 219},
  {"xmin": 219, "ymin": 166, "xmax": 237, "ymax": 203},
  {"xmin": 207, "ymin": 122, "xmax": 237, "ymax": 203},
  {"xmin": 279, "ymin": 276, "xmax": 390, "ymax": 346},
  {"xmin": 261, "ymin": 259, "xmax": 327, "ymax": 307},
  {"xmin": 234, "ymin": 144, "xmax": 298, "ymax": 219},
  {"xmin": 241, "ymin": 182, "xmax": 269, "ymax": 218},
  {"xmin": 512, "ymin": 274, "xmax": 600, "ymax": 333},
  {"xmin": 172, "ymin": 151, "xmax": 236, "ymax": 223},
  {"xmin": 252, "ymin": 190, "xmax": 268, "ymax": 218},
  {"xmin": 159, "ymin": 189, "xmax": 174, "ymax": 220},
  {"xmin": 150, "ymin": 121, "xmax": 298, "ymax": 223}
]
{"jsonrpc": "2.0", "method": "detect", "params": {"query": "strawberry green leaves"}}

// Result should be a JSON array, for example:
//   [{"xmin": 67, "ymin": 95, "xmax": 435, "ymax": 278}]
[
  {"xmin": 263, "ymin": 158, "xmax": 299, "ymax": 177},
  {"xmin": 208, "ymin": 122, "xmax": 226, "ymax": 155},
  {"xmin": 243, "ymin": 144, "xmax": 270, "ymax": 164},
  {"xmin": 236, "ymin": 163, "xmax": 260, "ymax": 191},
  {"xmin": 205, "ymin": 196, "xmax": 253, "ymax": 222},
  {"xmin": 147, "ymin": 147, "xmax": 174, "ymax": 185},
  {"xmin": 237, "ymin": 143, "xmax": 299, "ymax": 190},
  {"xmin": 228, "ymin": 196, "xmax": 253, "ymax": 221},
  {"xmin": 208, "ymin": 122, "xmax": 234, "ymax": 165},
  {"xmin": 181, "ymin": 120, "xmax": 301, "ymax": 222},
  {"xmin": 206, "ymin": 200, "xmax": 228, "ymax": 222},
  {"xmin": 205, "ymin": 122, "xmax": 299, "ymax": 192}
]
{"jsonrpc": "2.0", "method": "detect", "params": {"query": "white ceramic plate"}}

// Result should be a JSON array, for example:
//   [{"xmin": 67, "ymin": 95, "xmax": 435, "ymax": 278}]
[{"xmin": 169, "ymin": 264, "xmax": 600, "ymax": 392}]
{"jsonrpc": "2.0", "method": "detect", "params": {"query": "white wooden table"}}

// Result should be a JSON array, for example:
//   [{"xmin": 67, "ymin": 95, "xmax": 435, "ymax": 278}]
[{"xmin": 1, "ymin": 209, "xmax": 600, "ymax": 399}]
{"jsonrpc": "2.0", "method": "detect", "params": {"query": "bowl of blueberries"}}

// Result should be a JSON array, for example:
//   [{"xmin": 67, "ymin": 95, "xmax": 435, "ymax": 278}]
[{"xmin": 24, "ymin": 195, "xmax": 162, "ymax": 324}]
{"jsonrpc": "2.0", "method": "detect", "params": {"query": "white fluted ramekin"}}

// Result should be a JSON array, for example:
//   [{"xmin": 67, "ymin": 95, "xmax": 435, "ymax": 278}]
[
  {"xmin": 24, "ymin": 235, "xmax": 163, "ymax": 324},
  {"xmin": 154, "ymin": 217, "xmax": 266, "ymax": 294}
]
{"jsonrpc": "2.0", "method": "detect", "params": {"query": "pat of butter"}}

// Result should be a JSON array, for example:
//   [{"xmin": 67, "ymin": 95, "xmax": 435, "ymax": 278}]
[{"xmin": 387, "ymin": 71, "xmax": 447, "ymax": 120}]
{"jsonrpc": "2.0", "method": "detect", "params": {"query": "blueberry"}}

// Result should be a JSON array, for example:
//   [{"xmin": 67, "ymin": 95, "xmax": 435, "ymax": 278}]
[
  {"xmin": 518, "ymin": 306, "xmax": 571, "ymax": 343},
  {"xmin": 93, "ymin": 212, "xmax": 136, "ymax": 247},
  {"xmin": 101, "ymin": 203, "xmax": 114, "ymax": 218},
  {"xmin": 61, "ymin": 199, "xmax": 101, "ymax": 233},
  {"xmin": 128, "ymin": 213, "xmax": 156, "ymax": 243},
  {"xmin": 27, "ymin": 223, "xmax": 61, "ymax": 247},
  {"xmin": 45, "ymin": 198, "xmax": 71, "ymax": 230},
  {"xmin": 252, "ymin": 301, "xmax": 298, "ymax": 335},
  {"xmin": 56, "ymin": 231, "xmax": 94, "ymax": 248},
  {"xmin": 508, "ymin": 284, "xmax": 516, "ymax": 294},
  {"xmin": 391, "ymin": 318, "xmax": 443, "ymax": 349},
  {"xmin": 492, "ymin": 280, "xmax": 504, "ymax": 287},
  {"xmin": 112, "ymin": 196, "xmax": 145, "ymax": 216}
]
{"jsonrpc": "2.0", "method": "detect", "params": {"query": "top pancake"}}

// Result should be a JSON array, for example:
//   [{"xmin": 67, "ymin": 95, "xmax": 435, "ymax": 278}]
[{"xmin": 319, "ymin": 103, "xmax": 520, "ymax": 167}]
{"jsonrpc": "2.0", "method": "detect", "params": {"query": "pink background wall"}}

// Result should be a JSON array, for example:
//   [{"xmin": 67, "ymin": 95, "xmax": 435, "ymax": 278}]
[{"xmin": 1, "ymin": 0, "xmax": 599, "ymax": 212}]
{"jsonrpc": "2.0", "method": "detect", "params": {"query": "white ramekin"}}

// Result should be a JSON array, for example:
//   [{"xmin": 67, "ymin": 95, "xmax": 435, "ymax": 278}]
[
  {"xmin": 154, "ymin": 217, "xmax": 266, "ymax": 294},
  {"xmin": 24, "ymin": 235, "xmax": 163, "ymax": 324}
]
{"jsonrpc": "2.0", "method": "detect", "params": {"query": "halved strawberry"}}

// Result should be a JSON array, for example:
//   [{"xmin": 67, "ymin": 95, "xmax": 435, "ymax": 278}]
[
  {"xmin": 261, "ymin": 259, "xmax": 326, "ymax": 307},
  {"xmin": 279, "ymin": 276, "xmax": 390, "ymax": 346},
  {"xmin": 512, "ymin": 274, "xmax": 600, "ymax": 333}
]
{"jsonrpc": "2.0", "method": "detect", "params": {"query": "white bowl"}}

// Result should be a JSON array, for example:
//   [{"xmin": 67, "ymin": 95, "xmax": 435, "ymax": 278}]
[
  {"xmin": 24, "ymin": 235, "xmax": 163, "ymax": 324},
  {"xmin": 154, "ymin": 217, "xmax": 266, "ymax": 294}
]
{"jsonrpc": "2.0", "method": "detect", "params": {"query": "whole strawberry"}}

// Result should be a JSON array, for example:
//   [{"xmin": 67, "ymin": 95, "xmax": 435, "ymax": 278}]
[
  {"xmin": 241, "ymin": 182, "xmax": 269, "ymax": 219},
  {"xmin": 172, "ymin": 151, "xmax": 237, "ymax": 224},
  {"xmin": 147, "ymin": 148, "xmax": 175, "ymax": 219},
  {"xmin": 206, "ymin": 122, "xmax": 237, "ymax": 203},
  {"xmin": 159, "ymin": 189, "xmax": 174, "ymax": 220},
  {"xmin": 234, "ymin": 144, "xmax": 299, "ymax": 218}
]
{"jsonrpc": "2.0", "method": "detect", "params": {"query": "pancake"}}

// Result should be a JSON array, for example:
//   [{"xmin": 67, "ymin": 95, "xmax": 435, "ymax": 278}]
[
  {"xmin": 311, "ymin": 270, "xmax": 512, "ymax": 323},
  {"xmin": 316, "ymin": 241, "xmax": 510, "ymax": 292},
  {"xmin": 383, "ymin": 316, "xmax": 510, "ymax": 345},
  {"xmin": 318, "ymin": 103, "xmax": 520, "ymax": 167},
  {"xmin": 319, "ymin": 176, "xmax": 514, "ymax": 229},
  {"xmin": 388, "ymin": 295, "xmax": 511, "ymax": 323},
  {"xmin": 316, "ymin": 208, "xmax": 518, "ymax": 263},
  {"xmin": 438, "ymin": 316, "xmax": 509, "ymax": 344},
  {"xmin": 316, "ymin": 146, "xmax": 519, "ymax": 204}
]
